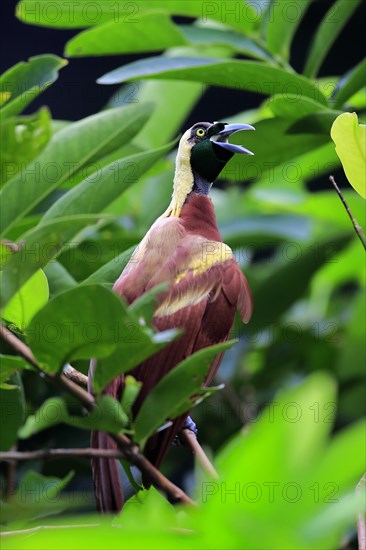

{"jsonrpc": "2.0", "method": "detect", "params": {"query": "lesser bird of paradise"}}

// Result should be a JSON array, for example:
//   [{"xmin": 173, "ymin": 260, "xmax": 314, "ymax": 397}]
[{"xmin": 89, "ymin": 121, "xmax": 254, "ymax": 511}]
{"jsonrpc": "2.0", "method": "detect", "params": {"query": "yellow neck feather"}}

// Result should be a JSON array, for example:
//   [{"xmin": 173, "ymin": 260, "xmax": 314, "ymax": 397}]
[{"xmin": 160, "ymin": 129, "xmax": 194, "ymax": 219}]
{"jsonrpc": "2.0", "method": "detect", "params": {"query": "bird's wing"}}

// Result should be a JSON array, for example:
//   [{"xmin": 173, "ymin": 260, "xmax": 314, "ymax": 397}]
[
  {"xmin": 90, "ymin": 223, "xmax": 252, "ymax": 503},
  {"xmin": 127, "ymin": 236, "xmax": 252, "ymax": 472}
]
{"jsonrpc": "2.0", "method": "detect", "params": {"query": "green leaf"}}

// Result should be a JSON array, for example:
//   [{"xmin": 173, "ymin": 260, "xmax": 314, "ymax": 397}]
[
  {"xmin": 268, "ymin": 94, "xmax": 328, "ymax": 121},
  {"xmin": 19, "ymin": 395, "xmax": 128, "ymax": 438},
  {"xmin": 65, "ymin": 12, "xmax": 187, "ymax": 56},
  {"xmin": 26, "ymin": 283, "xmax": 176, "ymax": 380},
  {"xmin": 40, "ymin": 141, "xmax": 174, "ymax": 223},
  {"xmin": 16, "ymin": 1, "xmax": 257, "ymax": 34},
  {"xmin": 0, "ymin": 215, "xmax": 104, "ymax": 309},
  {"xmin": 331, "ymin": 112, "xmax": 366, "ymax": 199},
  {"xmin": 0, "ymin": 108, "xmax": 52, "ymax": 186},
  {"xmin": 92, "ymin": 328, "xmax": 179, "ymax": 395},
  {"xmin": 266, "ymin": 0, "xmax": 312, "ymax": 59},
  {"xmin": 0, "ymin": 55, "xmax": 66, "ymax": 118},
  {"xmin": 44, "ymin": 261, "xmax": 77, "ymax": 295},
  {"xmin": 121, "ymin": 375, "xmax": 142, "ymax": 421},
  {"xmin": 0, "ymin": 103, "xmax": 153, "ymax": 237},
  {"xmin": 2, "ymin": 269, "xmax": 49, "ymax": 329},
  {"xmin": 221, "ymin": 214, "xmax": 312, "ymax": 249},
  {"xmin": 0, "ymin": 373, "xmax": 25, "ymax": 450},
  {"xmin": 129, "ymin": 283, "xmax": 168, "ymax": 326},
  {"xmin": 0, "ymin": 355, "xmax": 27, "ymax": 386},
  {"xmin": 97, "ymin": 57, "xmax": 326, "ymax": 104},
  {"xmin": 26, "ymin": 284, "xmax": 134, "ymax": 372},
  {"xmin": 249, "ymin": 233, "xmax": 352, "ymax": 332},
  {"xmin": 0, "ymin": 471, "xmax": 74, "ymax": 526},
  {"xmin": 304, "ymin": 0, "xmax": 363, "ymax": 78},
  {"xmin": 201, "ymin": 372, "xmax": 364, "ymax": 549},
  {"xmin": 134, "ymin": 341, "xmax": 235, "ymax": 444},
  {"xmin": 288, "ymin": 111, "xmax": 342, "ymax": 135},
  {"xmin": 82, "ymin": 246, "xmax": 134, "ymax": 285},
  {"xmin": 179, "ymin": 25, "xmax": 272, "ymax": 61},
  {"xmin": 217, "ymin": 372, "xmax": 337, "ymax": 482},
  {"xmin": 130, "ymin": 61, "xmax": 203, "ymax": 150},
  {"xmin": 332, "ymin": 58, "xmax": 366, "ymax": 109}
]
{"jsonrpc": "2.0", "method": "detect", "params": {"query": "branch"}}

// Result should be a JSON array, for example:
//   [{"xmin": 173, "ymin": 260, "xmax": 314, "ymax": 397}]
[
  {"xmin": 63, "ymin": 364, "xmax": 88, "ymax": 386},
  {"xmin": 0, "ymin": 325, "xmax": 194, "ymax": 507},
  {"xmin": 329, "ymin": 176, "xmax": 366, "ymax": 251},
  {"xmin": 0, "ymin": 448, "xmax": 128, "ymax": 461}
]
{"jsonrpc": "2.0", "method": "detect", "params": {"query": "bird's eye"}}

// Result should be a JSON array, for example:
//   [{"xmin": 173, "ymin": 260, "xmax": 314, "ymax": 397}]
[{"xmin": 195, "ymin": 128, "xmax": 206, "ymax": 138}]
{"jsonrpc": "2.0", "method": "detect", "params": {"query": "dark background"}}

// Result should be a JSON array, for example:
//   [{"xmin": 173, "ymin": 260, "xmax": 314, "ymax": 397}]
[{"xmin": 1, "ymin": 0, "xmax": 365, "ymax": 124}]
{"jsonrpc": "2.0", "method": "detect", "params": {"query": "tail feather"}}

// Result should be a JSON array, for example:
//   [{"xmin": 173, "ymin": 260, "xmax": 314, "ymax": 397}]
[{"xmin": 91, "ymin": 431, "xmax": 124, "ymax": 512}]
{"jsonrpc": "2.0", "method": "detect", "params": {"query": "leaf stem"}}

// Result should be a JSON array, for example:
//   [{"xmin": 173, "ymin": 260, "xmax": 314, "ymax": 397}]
[{"xmin": 329, "ymin": 175, "xmax": 366, "ymax": 251}]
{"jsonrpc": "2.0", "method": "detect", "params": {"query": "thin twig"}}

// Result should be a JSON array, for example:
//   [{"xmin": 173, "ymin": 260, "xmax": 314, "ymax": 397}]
[
  {"xmin": 0, "ymin": 448, "xmax": 127, "ymax": 462},
  {"xmin": 357, "ymin": 473, "xmax": 366, "ymax": 550},
  {"xmin": 0, "ymin": 324, "xmax": 194, "ymax": 507},
  {"xmin": 179, "ymin": 430, "xmax": 218, "ymax": 479},
  {"xmin": 329, "ymin": 175, "xmax": 366, "ymax": 250}
]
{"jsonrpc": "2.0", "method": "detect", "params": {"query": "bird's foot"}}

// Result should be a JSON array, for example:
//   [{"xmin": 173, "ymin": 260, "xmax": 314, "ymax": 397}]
[
  {"xmin": 182, "ymin": 415, "xmax": 198, "ymax": 436},
  {"xmin": 172, "ymin": 416, "xmax": 198, "ymax": 446}
]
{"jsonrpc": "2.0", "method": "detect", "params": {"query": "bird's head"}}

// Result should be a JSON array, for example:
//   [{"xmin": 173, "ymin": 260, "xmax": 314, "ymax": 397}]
[{"xmin": 163, "ymin": 121, "xmax": 254, "ymax": 217}]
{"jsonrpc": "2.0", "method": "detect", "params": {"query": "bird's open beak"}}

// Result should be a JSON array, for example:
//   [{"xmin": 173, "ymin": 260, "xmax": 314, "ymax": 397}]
[{"xmin": 210, "ymin": 123, "xmax": 255, "ymax": 155}]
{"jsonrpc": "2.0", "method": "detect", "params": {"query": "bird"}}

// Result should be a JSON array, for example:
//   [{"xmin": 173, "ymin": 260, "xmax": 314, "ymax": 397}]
[{"xmin": 88, "ymin": 121, "xmax": 254, "ymax": 512}]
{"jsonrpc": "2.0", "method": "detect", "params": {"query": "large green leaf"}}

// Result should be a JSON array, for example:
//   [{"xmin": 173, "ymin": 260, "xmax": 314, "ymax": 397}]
[
  {"xmin": 0, "ymin": 215, "xmax": 104, "ymax": 309},
  {"xmin": 92, "ymin": 327, "xmax": 179, "ymax": 395},
  {"xmin": 304, "ymin": 0, "xmax": 363, "ymax": 78},
  {"xmin": 44, "ymin": 261, "xmax": 77, "ymax": 295},
  {"xmin": 221, "ymin": 214, "xmax": 312, "ymax": 250},
  {"xmin": 0, "ymin": 55, "xmax": 66, "ymax": 118},
  {"xmin": 0, "ymin": 104, "xmax": 153, "ymax": 237},
  {"xmin": 0, "ymin": 471, "xmax": 74, "ymax": 526},
  {"xmin": 288, "ymin": 111, "xmax": 342, "ymax": 135},
  {"xmin": 40, "ymin": 141, "xmax": 174, "ymax": 223},
  {"xmin": 266, "ymin": 0, "xmax": 312, "ymax": 59},
  {"xmin": 132, "ymin": 80, "xmax": 202, "ymax": 150},
  {"xmin": 129, "ymin": 47, "xmax": 220, "ymax": 150},
  {"xmin": 249, "ymin": 233, "xmax": 352, "ymax": 332},
  {"xmin": 97, "ymin": 57, "xmax": 326, "ymax": 104},
  {"xmin": 0, "ymin": 108, "xmax": 52, "ymax": 186},
  {"xmin": 179, "ymin": 25, "xmax": 273, "ymax": 61},
  {"xmin": 82, "ymin": 246, "xmax": 134, "ymax": 285},
  {"xmin": 65, "ymin": 12, "xmax": 187, "ymax": 56},
  {"xmin": 19, "ymin": 396, "xmax": 128, "ymax": 438},
  {"xmin": 204, "ymin": 373, "xmax": 364, "ymax": 549},
  {"xmin": 332, "ymin": 58, "xmax": 366, "ymax": 109},
  {"xmin": 27, "ymin": 284, "xmax": 176, "ymax": 379},
  {"xmin": 16, "ymin": 0, "xmax": 257, "ymax": 33},
  {"xmin": 134, "ymin": 341, "xmax": 234, "ymax": 444},
  {"xmin": 268, "ymin": 94, "xmax": 328, "ymax": 121},
  {"xmin": 26, "ymin": 284, "xmax": 134, "ymax": 372},
  {"xmin": 331, "ymin": 112, "xmax": 366, "ymax": 199},
  {"xmin": 1, "ymin": 269, "xmax": 49, "ymax": 329}
]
